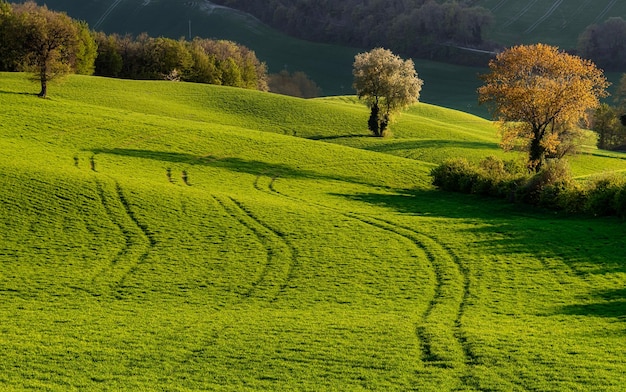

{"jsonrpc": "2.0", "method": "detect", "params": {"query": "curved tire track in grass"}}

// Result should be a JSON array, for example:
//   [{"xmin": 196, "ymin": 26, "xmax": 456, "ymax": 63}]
[
  {"xmin": 93, "ymin": 0, "xmax": 123, "ymax": 30},
  {"xmin": 491, "ymin": 0, "xmax": 509, "ymax": 12},
  {"xmin": 594, "ymin": 0, "xmax": 618, "ymax": 24},
  {"xmin": 349, "ymin": 214, "xmax": 473, "ymax": 369},
  {"xmin": 369, "ymin": 216, "xmax": 476, "ymax": 367},
  {"xmin": 502, "ymin": 0, "xmax": 540, "ymax": 28},
  {"xmin": 212, "ymin": 195, "xmax": 295, "ymax": 302},
  {"xmin": 90, "ymin": 180, "xmax": 155, "ymax": 297},
  {"xmin": 256, "ymin": 175, "xmax": 475, "ymax": 371},
  {"xmin": 523, "ymin": 0, "xmax": 564, "ymax": 34}
]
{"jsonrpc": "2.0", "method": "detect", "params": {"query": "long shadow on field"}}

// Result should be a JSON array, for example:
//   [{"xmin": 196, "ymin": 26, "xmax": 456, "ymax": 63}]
[
  {"xmin": 363, "ymin": 139, "xmax": 497, "ymax": 153},
  {"xmin": 306, "ymin": 134, "xmax": 368, "ymax": 141},
  {"xmin": 337, "ymin": 189, "xmax": 626, "ymax": 276},
  {"xmin": 91, "ymin": 148, "xmax": 366, "ymax": 185},
  {"xmin": 559, "ymin": 288, "xmax": 626, "ymax": 320},
  {"xmin": 0, "ymin": 90, "xmax": 38, "ymax": 97}
]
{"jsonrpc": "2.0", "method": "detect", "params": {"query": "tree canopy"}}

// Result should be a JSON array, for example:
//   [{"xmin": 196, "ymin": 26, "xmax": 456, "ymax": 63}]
[
  {"xmin": 0, "ymin": 1, "xmax": 269, "ymax": 94},
  {"xmin": 578, "ymin": 17, "xmax": 626, "ymax": 72},
  {"xmin": 478, "ymin": 43, "xmax": 609, "ymax": 171},
  {"xmin": 1, "ymin": 1, "xmax": 93, "ymax": 97},
  {"xmin": 353, "ymin": 48, "xmax": 423, "ymax": 137}
]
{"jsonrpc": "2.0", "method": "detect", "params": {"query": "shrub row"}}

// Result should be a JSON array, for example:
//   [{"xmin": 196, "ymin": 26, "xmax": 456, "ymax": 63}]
[{"xmin": 431, "ymin": 157, "xmax": 626, "ymax": 218}]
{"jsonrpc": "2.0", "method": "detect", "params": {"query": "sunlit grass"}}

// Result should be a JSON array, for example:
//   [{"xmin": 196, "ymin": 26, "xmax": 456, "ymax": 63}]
[{"xmin": 1, "ymin": 73, "xmax": 625, "ymax": 391}]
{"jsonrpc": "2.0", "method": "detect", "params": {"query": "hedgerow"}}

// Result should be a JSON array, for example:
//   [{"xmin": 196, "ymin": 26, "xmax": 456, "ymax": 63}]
[{"xmin": 431, "ymin": 157, "xmax": 626, "ymax": 217}]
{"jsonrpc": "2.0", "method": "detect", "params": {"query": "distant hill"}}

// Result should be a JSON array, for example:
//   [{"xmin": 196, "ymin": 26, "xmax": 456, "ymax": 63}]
[
  {"xmin": 13, "ymin": 0, "xmax": 626, "ymax": 116},
  {"xmin": 480, "ymin": 0, "xmax": 626, "ymax": 48}
]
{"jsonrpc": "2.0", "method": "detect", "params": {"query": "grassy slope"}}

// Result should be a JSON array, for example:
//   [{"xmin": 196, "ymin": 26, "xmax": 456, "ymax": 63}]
[
  {"xmin": 1, "ymin": 73, "xmax": 626, "ymax": 391},
  {"xmin": 23, "ymin": 0, "xmax": 626, "ymax": 116},
  {"xmin": 478, "ymin": 0, "xmax": 626, "ymax": 48}
]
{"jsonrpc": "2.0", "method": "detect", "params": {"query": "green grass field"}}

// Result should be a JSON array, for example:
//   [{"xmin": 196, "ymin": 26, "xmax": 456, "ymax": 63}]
[{"xmin": 1, "ymin": 73, "xmax": 626, "ymax": 391}]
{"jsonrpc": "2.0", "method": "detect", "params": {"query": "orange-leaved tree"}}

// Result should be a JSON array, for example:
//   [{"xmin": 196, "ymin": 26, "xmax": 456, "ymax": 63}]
[{"xmin": 478, "ymin": 43, "xmax": 609, "ymax": 172}]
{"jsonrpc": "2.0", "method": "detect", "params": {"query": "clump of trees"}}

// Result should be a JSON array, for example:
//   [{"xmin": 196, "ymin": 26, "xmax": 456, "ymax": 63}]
[
  {"xmin": 478, "ymin": 44, "xmax": 609, "ymax": 172},
  {"xmin": 211, "ymin": 0, "xmax": 495, "ymax": 65},
  {"xmin": 92, "ymin": 33, "xmax": 268, "ymax": 91},
  {"xmin": 0, "ymin": 1, "xmax": 269, "ymax": 96},
  {"xmin": 353, "ymin": 48, "xmax": 423, "ymax": 137},
  {"xmin": 578, "ymin": 17, "xmax": 626, "ymax": 72},
  {"xmin": 433, "ymin": 44, "xmax": 619, "ymax": 217},
  {"xmin": 268, "ymin": 70, "xmax": 321, "ymax": 98},
  {"xmin": 590, "ymin": 74, "xmax": 626, "ymax": 150}
]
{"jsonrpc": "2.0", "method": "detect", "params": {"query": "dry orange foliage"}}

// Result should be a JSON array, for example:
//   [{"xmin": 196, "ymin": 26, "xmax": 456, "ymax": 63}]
[{"xmin": 478, "ymin": 44, "xmax": 609, "ymax": 171}]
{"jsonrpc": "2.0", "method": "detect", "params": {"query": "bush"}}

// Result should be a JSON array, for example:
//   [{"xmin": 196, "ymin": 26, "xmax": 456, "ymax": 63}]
[
  {"xmin": 431, "ymin": 158, "xmax": 477, "ymax": 192},
  {"xmin": 516, "ymin": 160, "xmax": 572, "ymax": 206},
  {"xmin": 431, "ymin": 156, "xmax": 527, "ymax": 198},
  {"xmin": 584, "ymin": 176, "xmax": 625, "ymax": 216},
  {"xmin": 613, "ymin": 184, "xmax": 626, "ymax": 218}
]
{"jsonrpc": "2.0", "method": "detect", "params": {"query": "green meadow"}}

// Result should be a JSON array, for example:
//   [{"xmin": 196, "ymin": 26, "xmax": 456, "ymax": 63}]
[{"xmin": 1, "ymin": 73, "xmax": 626, "ymax": 390}]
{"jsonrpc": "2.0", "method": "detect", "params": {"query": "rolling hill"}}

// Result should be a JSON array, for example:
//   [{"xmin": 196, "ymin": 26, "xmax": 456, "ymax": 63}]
[
  {"xmin": 16, "ymin": 0, "xmax": 626, "ymax": 117},
  {"xmin": 1, "ymin": 73, "xmax": 626, "ymax": 390}
]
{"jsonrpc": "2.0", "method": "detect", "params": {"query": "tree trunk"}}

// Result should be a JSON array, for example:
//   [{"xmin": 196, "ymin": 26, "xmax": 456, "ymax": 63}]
[
  {"xmin": 368, "ymin": 103, "xmax": 381, "ymax": 136},
  {"xmin": 38, "ymin": 77, "xmax": 48, "ymax": 98},
  {"xmin": 528, "ymin": 129, "xmax": 544, "ymax": 172}
]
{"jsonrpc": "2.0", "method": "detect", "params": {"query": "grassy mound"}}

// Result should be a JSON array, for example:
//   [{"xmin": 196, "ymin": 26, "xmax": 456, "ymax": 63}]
[{"xmin": 1, "ymin": 73, "xmax": 626, "ymax": 391}]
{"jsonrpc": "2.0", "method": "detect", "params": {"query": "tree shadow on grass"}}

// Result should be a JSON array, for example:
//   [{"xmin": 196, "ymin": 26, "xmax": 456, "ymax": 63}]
[
  {"xmin": 91, "ymin": 147, "xmax": 369, "ymax": 186},
  {"xmin": 335, "ymin": 189, "xmax": 626, "ymax": 276},
  {"xmin": 0, "ymin": 90, "xmax": 37, "ymax": 97},
  {"xmin": 559, "ymin": 289, "xmax": 626, "ymax": 320},
  {"xmin": 363, "ymin": 139, "xmax": 498, "ymax": 154},
  {"xmin": 306, "ymin": 134, "xmax": 369, "ymax": 141}
]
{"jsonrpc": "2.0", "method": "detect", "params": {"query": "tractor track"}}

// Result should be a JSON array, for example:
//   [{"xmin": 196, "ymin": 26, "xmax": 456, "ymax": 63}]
[
  {"xmin": 256, "ymin": 175, "xmax": 476, "ymax": 370},
  {"xmin": 594, "ymin": 0, "xmax": 618, "ymax": 24},
  {"xmin": 502, "ymin": 0, "xmax": 540, "ymax": 28},
  {"xmin": 490, "ymin": 0, "xmax": 508, "ymax": 12},
  {"xmin": 166, "ymin": 192, "xmax": 297, "ymax": 380},
  {"xmin": 212, "ymin": 195, "xmax": 296, "ymax": 302},
  {"xmin": 523, "ymin": 0, "xmax": 564, "ymax": 34},
  {"xmin": 90, "ymin": 180, "xmax": 155, "ymax": 297},
  {"xmin": 93, "ymin": 0, "xmax": 124, "ymax": 30}
]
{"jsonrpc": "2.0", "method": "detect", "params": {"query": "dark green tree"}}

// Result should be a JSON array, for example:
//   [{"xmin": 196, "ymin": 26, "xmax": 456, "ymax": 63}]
[{"xmin": 13, "ymin": 1, "xmax": 80, "ymax": 97}]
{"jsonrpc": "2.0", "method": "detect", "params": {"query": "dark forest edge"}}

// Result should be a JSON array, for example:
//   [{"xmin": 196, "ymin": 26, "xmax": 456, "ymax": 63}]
[
  {"xmin": 0, "ymin": 1, "xmax": 323, "ymax": 97},
  {"xmin": 210, "ymin": 0, "xmax": 496, "ymax": 66},
  {"xmin": 212, "ymin": 0, "xmax": 626, "ymax": 72}
]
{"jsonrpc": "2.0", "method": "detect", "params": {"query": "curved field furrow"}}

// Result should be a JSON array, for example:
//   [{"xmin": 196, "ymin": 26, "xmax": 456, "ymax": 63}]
[
  {"xmin": 491, "ymin": 0, "xmax": 509, "ymax": 12},
  {"xmin": 524, "ymin": 0, "xmax": 564, "ymax": 34},
  {"xmin": 594, "ymin": 0, "xmax": 618, "ymax": 23},
  {"xmin": 112, "ymin": 183, "xmax": 157, "ymax": 295},
  {"xmin": 212, "ymin": 195, "xmax": 295, "ymax": 302},
  {"xmin": 89, "ymin": 180, "xmax": 152, "ymax": 297},
  {"xmin": 502, "ymin": 0, "xmax": 540, "ymax": 28},
  {"xmin": 93, "ymin": 0, "xmax": 123, "ymax": 30},
  {"xmin": 372, "ymin": 216, "xmax": 476, "ymax": 366},
  {"xmin": 258, "ymin": 175, "xmax": 474, "ymax": 373},
  {"xmin": 350, "ymin": 214, "xmax": 470, "ymax": 369}
]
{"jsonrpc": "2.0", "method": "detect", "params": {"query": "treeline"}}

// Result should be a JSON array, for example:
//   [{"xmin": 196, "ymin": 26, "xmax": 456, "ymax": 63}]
[
  {"xmin": 211, "ymin": 0, "xmax": 495, "ymax": 64},
  {"xmin": 590, "ymin": 74, "xmax": 626, "ymax": 151},
  {"xmin": 0, "ymin": 1, "xmax": 269, "ymax": 94},
  {"xmin": 578, "ymin": 17, "xmax": 626, "ymax": 72},
  {"xmin": 94, "ymin": 33, "xmax": 268, "ymax": 90}
]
